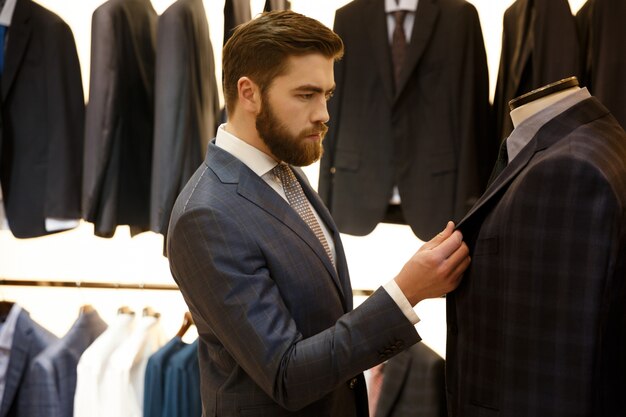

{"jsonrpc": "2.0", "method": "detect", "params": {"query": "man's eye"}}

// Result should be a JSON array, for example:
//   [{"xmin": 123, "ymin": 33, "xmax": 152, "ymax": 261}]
[{"xmin": 300, "ymin": 94, "xmax": 314, "ymax": 100}]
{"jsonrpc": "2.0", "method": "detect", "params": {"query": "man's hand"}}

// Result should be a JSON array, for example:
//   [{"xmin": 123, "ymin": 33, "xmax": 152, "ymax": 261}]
[{"xmin": 394, "ymin": 221, "xmax": 470, "ymax": 306}]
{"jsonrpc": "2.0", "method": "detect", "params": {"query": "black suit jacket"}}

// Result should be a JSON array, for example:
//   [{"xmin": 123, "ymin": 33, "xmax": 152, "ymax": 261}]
[
  {"xmin": 150, "ymin": 0, "xmax": 220, "ymax": 236},
  {"xmin": 576, "ymin": 0, "xmax": 626, "ymax": 129},
  {"xmin": 447, "ymin": 97, "xmax": 626, "ymax": 416},
  {"xmin": 264, "ymin": 0, "xmax": 291, "ymax": 11},
  {"xmin": 0, "ymin": 0, "xmax": 84, "ymax": 238},
  {"xmin": 493, "ymin": 0, "xmax": 580, "ymax": 143},
  {"xmin": 82, "ymin": 0, "xmax": 157, "ymax": 237},
  {"xmin": 374, "ymin": 343, "xmax": 446, "ymax": 417},
  {"xmin": 319, "ymin": 0, "xmax": 490, "ymax": 240},
  {"xmin": 223, "ymin": 0, "xmax": 251, "ymax": 46}
]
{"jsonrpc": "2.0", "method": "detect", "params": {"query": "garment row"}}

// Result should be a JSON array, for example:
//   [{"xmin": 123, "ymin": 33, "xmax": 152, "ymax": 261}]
[
  {"xmin": 0, "ymin": 302, "xmax": 200, "ymax": 417},
  {"xmin": 0, "ymin": 0, "xmax": 289, "ymax": 240},
  {"xmin": 0, "ymin": 0, "xmax": 621, "ymax": 241}
]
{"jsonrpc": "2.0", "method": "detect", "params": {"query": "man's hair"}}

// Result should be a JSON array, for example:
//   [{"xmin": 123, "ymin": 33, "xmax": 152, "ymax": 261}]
[{"xmin": 222, "ymin": 10, "xmax": 344, "ymax": 113}]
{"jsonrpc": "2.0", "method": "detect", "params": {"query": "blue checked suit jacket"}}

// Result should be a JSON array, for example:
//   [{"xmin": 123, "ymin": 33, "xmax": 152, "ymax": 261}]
[
  {"xmin": 24, "ymin": 310, "xmax": 107, "ymax": 417},
  {"xmin": 167, "ymin": 142, "xmax": 420, "ymax": 417},
  {"xmin": 447, "ymin": 97, "xmax": 626, "ymax": 416},
  {"xmin": 0, "ymin": 309, "xmax": 58, "ymax": 417}
]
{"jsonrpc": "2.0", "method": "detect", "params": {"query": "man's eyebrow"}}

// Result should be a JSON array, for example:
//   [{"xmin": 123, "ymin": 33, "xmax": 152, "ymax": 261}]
[{"xmin": 293, "ymin": 84, "xmax": 336, "ymax": 94}]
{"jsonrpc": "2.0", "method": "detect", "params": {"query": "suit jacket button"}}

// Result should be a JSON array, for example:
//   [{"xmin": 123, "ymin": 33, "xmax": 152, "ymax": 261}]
[
  {"xmin": 330, "ymin": 167, "xmax": 337, "ymax": 174},
  {"xmin": 348, "ymin": 378, "xmax": 358, "ymax": 389}
]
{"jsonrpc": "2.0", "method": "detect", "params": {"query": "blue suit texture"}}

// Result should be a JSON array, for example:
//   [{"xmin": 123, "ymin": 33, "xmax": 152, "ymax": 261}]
[
  {"xmin": 0, "ymin": 308, "xmax": 58, "ymax": 417},
  {"xmin": 143, "ymin": 336, "xmax": 187, "ymax": 417},
  {"xmin": 167, "ymin": 142, "xmax": 420, "ymax": 416},
  {"xmin": 25, "ymin": 309, "xmax": 107, "ymax": 417},
  {"xmin": 162, "ymin": 339, "xmax": 201, "ymax": 417}
]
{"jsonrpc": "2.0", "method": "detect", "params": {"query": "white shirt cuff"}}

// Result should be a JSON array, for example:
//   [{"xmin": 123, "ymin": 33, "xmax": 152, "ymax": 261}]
[{"xmin": 383, "ymin": 279, "xmax": 420, "ymax": 325}]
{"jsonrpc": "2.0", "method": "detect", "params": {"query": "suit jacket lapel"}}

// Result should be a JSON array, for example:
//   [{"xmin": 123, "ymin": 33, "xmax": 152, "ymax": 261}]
[
  {"xmin": 395, "ymin": 0, "xmax": 440, "ymax": 100},
  {"xmin": 2, "ymin": 0, "xmax": 31, "ymax": 101},
  {"xmin": 0, "ymin": 311, "xmax": 31, "ymax": 417},
  {"xmin": 367, "ymin": 0, "xmax": 394, "ymax": 104},
  {"xmin": 206, "ymin": 145, "xmax": 346, "ymax": 304},
  {"xmin": 376, "ymin": 352, "xmax": 412, "ymax": 417}
]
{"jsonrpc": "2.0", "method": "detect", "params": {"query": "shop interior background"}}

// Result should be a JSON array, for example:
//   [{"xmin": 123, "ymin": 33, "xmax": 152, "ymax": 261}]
[{"xmin": 0, "ymin": 0, "xmax": 587, "ymax": 355}]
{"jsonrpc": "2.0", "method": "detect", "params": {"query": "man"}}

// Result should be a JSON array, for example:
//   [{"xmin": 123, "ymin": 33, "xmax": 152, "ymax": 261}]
[{"xmin": 167, "ymin": 11, "xmax": 469, "ymax": 417}]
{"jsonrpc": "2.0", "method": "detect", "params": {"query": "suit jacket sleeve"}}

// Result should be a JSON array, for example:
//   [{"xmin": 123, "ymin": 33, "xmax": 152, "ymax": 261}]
[
  {"xmin": 25, "ymin": 357, "xmax": 63, "ymax": 417},
  {"xmin": 43, "ymin": 18, "xmax": 84, "ymax": 219},
  {"xmin": 168, "ymin": 205, "xmax": 420, "ymax": 411},
  {"xmin": 82, "ymin": 7, "xmax": 119, "ymax": 218}
]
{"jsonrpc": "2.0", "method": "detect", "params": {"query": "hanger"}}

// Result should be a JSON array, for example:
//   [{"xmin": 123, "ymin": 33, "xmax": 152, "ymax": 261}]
[
  {"xmin": 117, "ymin": 305, "xmax": 135, "ymax": 315},
  {"xmin": 79, "ymin": 304, "xmax": 95, "ymax": 314},
  {"xmin": 142, "ymin": 306, "xmax": 160, "ymax": 319},
  {"xmin": 176, "ymin": 312, "xmax": 194, "ymax": 338}
]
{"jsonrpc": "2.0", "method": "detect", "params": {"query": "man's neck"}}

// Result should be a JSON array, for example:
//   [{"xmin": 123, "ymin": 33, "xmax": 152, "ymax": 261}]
[{"xmin": 224, "ymin": 118, "xmax": 276, "ymax": 161}]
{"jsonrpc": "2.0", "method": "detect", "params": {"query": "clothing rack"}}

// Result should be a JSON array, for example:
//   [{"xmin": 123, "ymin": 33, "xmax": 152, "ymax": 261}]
[{"xmin": 0, "ymin": 278, "xmax": 375, "ymax": 296}]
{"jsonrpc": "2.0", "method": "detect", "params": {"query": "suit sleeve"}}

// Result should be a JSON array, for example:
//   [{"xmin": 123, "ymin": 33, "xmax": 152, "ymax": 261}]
[
  {"xmin": 43, "ymin": 19, "xmax": 85, "ymax": 219},
  {"xmin": 24, "ymin": 358, "xmax": 63, "ymax": 417},
  {"xmin": 150, "ymin": 9, "xmax": 191, "ymax": 233},
  {"xmin": 82, "ymin": 7, "xmax": 119, "ymax": 219},
  {"xmin": 501, "ymin": 151, "xmax": 622, "ymax": 411},
  {"xmin": 168, "ymin": 205, "xmax": 419, "ymax": 411}
]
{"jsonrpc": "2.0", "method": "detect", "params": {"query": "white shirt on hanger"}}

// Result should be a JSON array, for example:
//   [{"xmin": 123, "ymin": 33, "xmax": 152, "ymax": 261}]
[
  {"xmin": 73, "ymin": 313, "xmax": 135, "ymax": 417},
  {"xmin": 100, "ymin": 314, "xmax": 166, "ymax": 417}
]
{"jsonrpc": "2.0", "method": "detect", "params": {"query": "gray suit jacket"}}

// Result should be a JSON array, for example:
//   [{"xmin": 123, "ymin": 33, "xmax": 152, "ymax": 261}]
[
  {"xmin": 374, "ymin": 342, "xmax": 446, "ymax": 417},
  {"xmin": 167, "ymin": 142, "xmax": 420, "ymax": 416},
  {"xmin": 150, "ymin": 0, "xmax": 220, "ymax": 236},
  {"xmin": 319, "ymin": 0, "xmax": 491, "ymax": 241},
  {"xmin": 447, "ymin": 97, "xmax": 626, "ymax": 416},
  {"xmin": 24, "ymin": 310, "xmax": 107, "ymax": 417},
  {"xmin": 0, "ymin": 309, "xmax": 58, "ymax": 417}
]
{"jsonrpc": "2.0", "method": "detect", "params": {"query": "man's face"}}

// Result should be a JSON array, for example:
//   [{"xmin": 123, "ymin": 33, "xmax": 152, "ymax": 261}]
[{"xmin": 256, "ymin": 54, "xmax": 335, "ymax": 167}]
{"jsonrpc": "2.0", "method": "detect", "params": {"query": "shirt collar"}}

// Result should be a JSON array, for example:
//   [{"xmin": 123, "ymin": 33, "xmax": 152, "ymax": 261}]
[
  {"xmin": 0, "ymin": 303, "xmax": 22, "ymax": 351},
  {"xmin": 506, "ymin": 87, "xmax": 592, "ymax": 162},
  {"xmin": 215, "ymin": 123, "xmax": 279, "ymax": 177},
  {"xmin": 0, "ymin": 0, "xmax": 18, "ymax": 27},
  {"xmin": 385, "ymin": 0, "xmax": 418, "ymax": 12}
]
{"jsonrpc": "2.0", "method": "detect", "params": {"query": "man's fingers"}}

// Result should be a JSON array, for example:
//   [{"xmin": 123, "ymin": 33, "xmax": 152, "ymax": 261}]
[
  {"xmin": 431, "ymin": 229, "xmax": 463, "ymax": 259},
  {"xmin": 422, "ymin": 221, "xmax": 455, "ymax": 250}
]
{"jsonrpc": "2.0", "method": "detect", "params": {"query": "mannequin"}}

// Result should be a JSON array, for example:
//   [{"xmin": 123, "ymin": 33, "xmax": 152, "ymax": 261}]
[{"xmin": 509, "ymin": 76, "xmax": 580, "ymax": 128}]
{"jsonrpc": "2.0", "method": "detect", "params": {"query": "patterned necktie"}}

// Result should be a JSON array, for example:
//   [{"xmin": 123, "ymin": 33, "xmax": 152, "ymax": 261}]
[
  {"xmin": 487, "ymin": 139, "xmax": 509, "ymax": 186},
  {"xmin": 391, "ymin": 10, "xmax": 408, "ymax": 88},
  {"xmin": 272, "ymin": 163, "xmax": 334, "ymax": 266},
  {"xmin": 368, "ymin": 363, "xmax": 385, "ymax": 417}
]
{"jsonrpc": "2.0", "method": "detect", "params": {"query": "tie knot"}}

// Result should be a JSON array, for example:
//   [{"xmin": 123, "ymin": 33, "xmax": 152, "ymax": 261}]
[
  {"xmin": 394, "ymin": 10, "xmax": 408, "ymax": 24},
  {"xmin": 272, "ymin": 163, "xmax": 295, "ymax": 185}
]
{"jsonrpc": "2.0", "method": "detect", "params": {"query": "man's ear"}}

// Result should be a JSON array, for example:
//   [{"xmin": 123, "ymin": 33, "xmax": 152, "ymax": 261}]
[{"xmin": 237, "ymin": 77, "xmax": 261, "ymax": 115}]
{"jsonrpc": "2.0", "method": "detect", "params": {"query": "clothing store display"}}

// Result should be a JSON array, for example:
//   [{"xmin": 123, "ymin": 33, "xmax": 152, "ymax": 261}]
[
  {"xmin": 223, "ymin": 0, "xmax": 251, "ymax": 45},
  {"xmin": 576, "ymin": 0, "xmax": 626, "ymax": 129},
  {"xmin": 0, "ymin": 0, "xmax": 84, "ymax": 238},
  {"xmin": 273, "ymin": 163, "xmax": 335, "ymax": 266},
  {"xmin": 25, "ymin": 308, "xmax": 107, "ymax": 417},
  {"xmin": 161, "ymin": 339, "xmax": 201, "ymax": 417},
  {"xmin": 493, "ymin": 0, "xmax": 580, "ymax": 144},
  {"xmin": 82, "ymin": 0, "xmax": 157, "ymax": 238},
  {"xmin": 150, "ymin": 0, "xmax": 220, "ymax": 237},
  {"xmin": 372, "ymin": 343, "xmax": 446, "ymax": 417},
  {"xmin": 0, "ymin": 304, "xmax": 58, "ymax": 417},
  {"xmin": 319, "ymin": 0, "xmax": 491, "ymax": 240},
  {"xmin": 74, "ymin": 312, "xmax": 135, "ymax": 417},
  {"xmin": 447, "ymin": 86, "xmax": 626, "ymax": 415}
]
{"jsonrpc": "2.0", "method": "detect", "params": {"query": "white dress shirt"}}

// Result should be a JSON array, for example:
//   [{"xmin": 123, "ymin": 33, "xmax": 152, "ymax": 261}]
[
  {"xmin": 101, "ymin": 315, "xmax": 165, "ymax": 417},
  {"xmin": 73, "ymin": 313, "xmax": 135, "ymax": 417},
  {"xmin": 215, "ymin": 124, "xmax": 419, "ymax": 324},
  {"xmin": 0, "ymin": 303, "xmax": 21, "ymax": 404}
]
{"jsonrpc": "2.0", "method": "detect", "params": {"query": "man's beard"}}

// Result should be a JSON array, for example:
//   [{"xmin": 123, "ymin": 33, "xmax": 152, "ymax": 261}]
[{"xmin": 256, "ymin": 96, "xmax": 328, "ymax": 167}]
